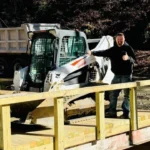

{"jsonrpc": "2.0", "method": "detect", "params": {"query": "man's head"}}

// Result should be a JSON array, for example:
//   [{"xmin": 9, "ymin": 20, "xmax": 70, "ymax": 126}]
[{"xmin": 115, "ymin": 33, "xmax": 125, "ymax": 47}]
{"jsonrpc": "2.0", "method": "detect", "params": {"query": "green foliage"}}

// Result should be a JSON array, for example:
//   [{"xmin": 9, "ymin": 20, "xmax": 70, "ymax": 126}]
[{"xmin": 0, "ymin": 0, "xmax": 150, "ymax": 48}]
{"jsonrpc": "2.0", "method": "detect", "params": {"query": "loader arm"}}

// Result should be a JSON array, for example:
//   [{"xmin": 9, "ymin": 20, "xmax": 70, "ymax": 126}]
[{"xmin": 44, "ymin": 54, "xmax": 96, "ymax": 91}]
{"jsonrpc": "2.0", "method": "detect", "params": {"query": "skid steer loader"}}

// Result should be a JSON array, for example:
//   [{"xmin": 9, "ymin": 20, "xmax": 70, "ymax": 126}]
[{"xmin": 12, "ymin": 29, "xmax": 114, "ymax": 124}]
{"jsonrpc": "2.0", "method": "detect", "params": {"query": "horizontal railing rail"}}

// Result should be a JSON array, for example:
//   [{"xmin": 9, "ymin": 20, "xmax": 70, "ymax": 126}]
[{"xmin": 0, "ymin": 82, "xmax": 137, "ymax": 105}]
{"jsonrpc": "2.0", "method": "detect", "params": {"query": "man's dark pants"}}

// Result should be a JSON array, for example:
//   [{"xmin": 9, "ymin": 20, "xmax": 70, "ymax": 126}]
[{"xmin": 109, "ymin": 75, "xmax": 132, "ymax": 117}]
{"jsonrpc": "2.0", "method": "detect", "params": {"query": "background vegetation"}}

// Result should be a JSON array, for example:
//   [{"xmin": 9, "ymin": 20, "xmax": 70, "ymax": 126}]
[{"xmin": 0, "ymin": 0, "xmax": 150, "ymax": 49}]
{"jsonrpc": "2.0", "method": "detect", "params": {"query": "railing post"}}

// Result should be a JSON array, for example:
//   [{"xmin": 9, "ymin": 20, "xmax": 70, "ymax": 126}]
[
  {"xmin": 0, "ymin": 105, "xmax": 11, "ymax": 150},
  {"xmin": 96, "ymin": 92, "xmax": 105, "ymax": 140},
  {"xmin": 54, "ymin": 97, "xmax": 64, "ymax": 150},
  {"xmin": 130, "ymin": 87, "xmax": 138, "ymax": 131}
]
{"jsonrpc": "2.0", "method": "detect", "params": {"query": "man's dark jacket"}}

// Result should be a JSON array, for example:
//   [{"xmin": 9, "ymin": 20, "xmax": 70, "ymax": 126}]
[{"xmin": 92, "ymin": 42, "xmax": 135, "ymax": 75}]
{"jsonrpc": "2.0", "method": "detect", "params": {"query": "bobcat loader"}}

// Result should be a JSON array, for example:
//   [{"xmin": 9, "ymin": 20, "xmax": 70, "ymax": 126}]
[{"xmin": 12, "ymin": 29, "xmax": 114, "ymax": 124}]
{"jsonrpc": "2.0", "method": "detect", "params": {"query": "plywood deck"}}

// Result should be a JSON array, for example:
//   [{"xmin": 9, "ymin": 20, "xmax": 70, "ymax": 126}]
[{"xmin": 9, "ymin": 112, "xmax": 150, "ymax": 150}]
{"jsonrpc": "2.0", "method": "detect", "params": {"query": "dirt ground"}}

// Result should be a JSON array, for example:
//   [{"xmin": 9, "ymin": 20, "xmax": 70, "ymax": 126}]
[
  {"xmin": 117, "ymin": 87, "xmax": 150, "ymax": 110},
  {"xmin": 132, "ymin": 50, "xmax": 150, "ymax": 110},
  {"xmin": 133, "ymin": 50, "xmax": 150, "ymax": 79}
]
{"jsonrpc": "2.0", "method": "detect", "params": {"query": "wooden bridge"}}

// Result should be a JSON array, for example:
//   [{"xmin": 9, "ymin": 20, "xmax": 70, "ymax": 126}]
[{"xmin": 0, "ymin": 79, "xmax": 150, "ymax": 150}]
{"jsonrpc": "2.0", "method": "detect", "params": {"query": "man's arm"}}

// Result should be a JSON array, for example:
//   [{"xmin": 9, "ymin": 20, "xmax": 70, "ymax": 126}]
[
  {"xmin": 87, "ymin": 47, "xmax": 113, "ymax": 57},
  {"xmin": 127, "ymin": 46, "xmax": 136, "ymax": 63}
]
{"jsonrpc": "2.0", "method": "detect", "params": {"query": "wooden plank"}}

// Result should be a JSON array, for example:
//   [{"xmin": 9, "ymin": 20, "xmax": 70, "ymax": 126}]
[
  {"xmin": 96, "ymin": 92, "xmax": 105, "ymax": 140},
  {"xmin": 137, "ymin": 80, "xmax": 150, "ymax": 87},
  {"xmin": 132, "ymin": 126, "xmax": 150, "ymax": 145},
  {"xmin": 138, "ymin": 112, "xmax": 150, "ymax": 128},
  {"xmin": 8, "ymin": 112, "xmax": 150, "ymax": 150},
  {"xmin": 54, "ymin": 97, "xmax": 64, "ymax": 150},
  {"xmin": 0, "ymin": 105, "xmax": 11, "ymax": 150},
  {"xmin": 66, "ymin": 133, "xmax": 130, "ymax": 150},
  {"xmin": 130, "ymin": 88, "xmax": 138, "ymax": 131},
  {"xmin": 0, "ymin": 78, "xmax": 13, "ymax": 82},
  {"xmin": 11, "ymin": 133, "xmax": 53, "ymax": 149},
  {"xmin": 0, "ymin": 90, "xmax": 14, "ymax": 95},
  {"xmin": 0, "ymin": 82, "xmax": 137, "ymax": 106},
  {"xmin": 28, "ymin": 98, "xmax": 54, "ymax": 124}
]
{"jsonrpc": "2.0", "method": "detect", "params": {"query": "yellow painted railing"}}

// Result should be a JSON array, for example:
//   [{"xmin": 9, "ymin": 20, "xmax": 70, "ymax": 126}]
[{"xmin": 0, "ymin": 79, "xmax": 150, "ymax": 150}]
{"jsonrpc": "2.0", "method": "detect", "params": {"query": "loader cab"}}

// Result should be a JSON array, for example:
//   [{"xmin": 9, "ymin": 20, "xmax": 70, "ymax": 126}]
[
  {"xmin": 27, "ymin": 30, "xmax": 58, "ymax": 91},
  {"xmin": 27, "ymin": 29, "xmax": 88, "ymax": 91}
]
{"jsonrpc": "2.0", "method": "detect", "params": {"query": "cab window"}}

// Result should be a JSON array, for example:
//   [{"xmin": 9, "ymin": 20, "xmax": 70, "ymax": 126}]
[{"xmin": 59, "ymin": 36, "xmax": 86, "ymax": 66}]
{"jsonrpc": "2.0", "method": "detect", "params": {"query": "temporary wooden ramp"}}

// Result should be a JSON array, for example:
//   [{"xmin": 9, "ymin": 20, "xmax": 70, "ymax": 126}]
[
  {"xmin": 0, "ymin": 79, "xmax": 150, "ymax": 149},
  {"xmin": 6, "ymin": 111, "xmax": 150, "ymax": 150}
]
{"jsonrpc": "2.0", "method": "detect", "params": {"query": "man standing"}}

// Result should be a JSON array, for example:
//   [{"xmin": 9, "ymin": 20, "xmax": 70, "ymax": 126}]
[{"xmin": 88, "ymin": 33, "xmax": 135, "ymax": 118}]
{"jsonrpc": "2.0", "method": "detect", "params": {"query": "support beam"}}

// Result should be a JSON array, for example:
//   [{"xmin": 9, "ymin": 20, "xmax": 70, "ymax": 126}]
[
  {"xmin": 54, "ymin": 97, "xmax": 64, "ymax": 150},
  {"xmin": 0, "ymin": 78, "xmax": 13, "ymax": 82},
  {"xmin": 130, "ymin": 88, "xmax": 138, "ymax": 131},
  {"xmin": 0, "ymin": 105, "xmax": 11, "ymax": 150},
  {"xmin": 96, "ymin": 92, "xmax": 105, "ymax": 140},
  {"xmin": 137, "ymin": 80, "xmax": 150, "ymax": 87},
  {"xmin": 0, "ymin": 82, "xmax": 137, "ymax": 106}
]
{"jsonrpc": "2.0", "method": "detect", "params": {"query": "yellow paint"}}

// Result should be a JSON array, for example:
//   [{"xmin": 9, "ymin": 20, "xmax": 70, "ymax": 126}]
[
  {"xmin": 0, "ymin": 106, "xmax": 11, "ymax": 150},
  {"xmin": 96, "ymin": 92, "xmax": 105, "ymax": 140},
  {"xmin": 130, "ymin": 87, "xmax": 138, "ymax": 131},
  {"xmin": 54, "ymin": 97, "xmax": 64, "ymax": 150}
]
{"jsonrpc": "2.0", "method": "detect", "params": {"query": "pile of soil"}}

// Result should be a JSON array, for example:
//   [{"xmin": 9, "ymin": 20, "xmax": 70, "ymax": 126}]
[{"xmin": 133, "ymin": 50, "xmax": 150, "ymax": 79}]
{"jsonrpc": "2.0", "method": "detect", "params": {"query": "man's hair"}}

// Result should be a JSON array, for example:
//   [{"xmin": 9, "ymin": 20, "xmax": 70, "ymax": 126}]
[
  {"xmin": 114, "ymin": 33, "xmax": 125, "ymax": 41},
  {"xmin": 116, "ymin": 33, "xmax": 125, "ymax": 37}
]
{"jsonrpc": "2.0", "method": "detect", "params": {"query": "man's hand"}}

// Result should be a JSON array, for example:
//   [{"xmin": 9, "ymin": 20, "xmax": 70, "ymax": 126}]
[
  {"xmin": 87, "ymin": 50, "xmax": 92, "ymax": 55},
  {"xmin": 122, "ymin": 52, "xmax": 129, "ymax": 61}
]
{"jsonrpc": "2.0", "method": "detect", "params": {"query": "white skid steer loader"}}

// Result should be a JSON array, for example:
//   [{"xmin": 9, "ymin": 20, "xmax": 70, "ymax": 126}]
[{"xmin": 12, "ymin": 29, "xmax": 114, "ymax": 125}]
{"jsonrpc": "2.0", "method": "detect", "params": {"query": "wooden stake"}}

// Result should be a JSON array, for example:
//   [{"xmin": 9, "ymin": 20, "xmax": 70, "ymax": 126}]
[
  {"xmin": 96, "ymin": 92, "xmax": 105, "ymax": 140},
  {"xmin": 130, "ymin": 88, "xmax": 138, "ymax": 131},
  {"xmin": 54, "ymin": 97, "xmax": 64, "ymax": 150},
  {"xmin": 0, "ymin": 105, "xmax": 11, "ymax": 150}
]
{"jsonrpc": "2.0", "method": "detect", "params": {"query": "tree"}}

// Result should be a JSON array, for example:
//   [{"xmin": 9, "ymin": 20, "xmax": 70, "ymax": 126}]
[{"xmin": 1, "ymin": 0, "xmax": 150, "ymax": 48}]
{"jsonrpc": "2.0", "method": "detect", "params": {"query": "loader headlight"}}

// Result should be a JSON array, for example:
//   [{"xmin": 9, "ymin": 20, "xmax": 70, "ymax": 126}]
[
  {"xmin": 45, "ymin": 72, "xmax": 52, "ymax": 83},
  {"xmin": 49, "ymin": 73, "xmax": 52, "ymax": 82}
]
